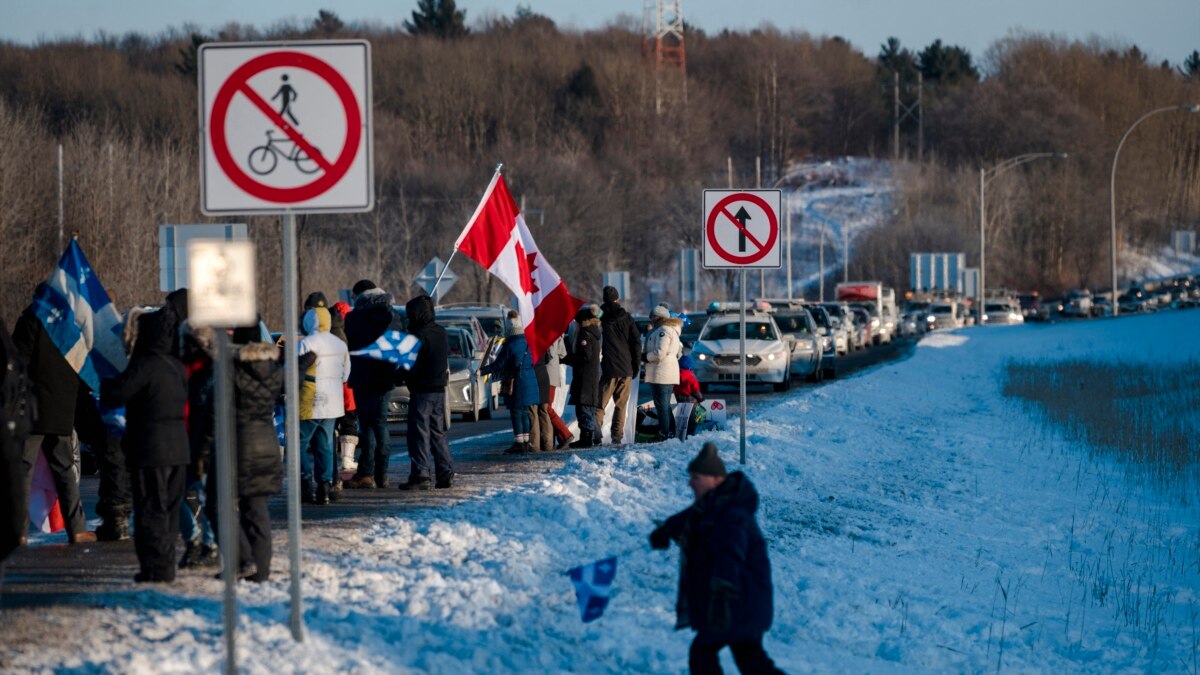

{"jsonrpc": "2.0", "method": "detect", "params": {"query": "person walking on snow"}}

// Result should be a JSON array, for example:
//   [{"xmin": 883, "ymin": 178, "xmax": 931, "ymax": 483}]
[
  {"xmin": 563, "ymin": 304, "xmax": 603, "ymax": 448},
  {"xmin": 396, "ymin": 295, "xmax": 454, "ymax": 490},
  {"xmin": 344, "ymin": 280, "xmax": 397, "ymax": 489},
  {"xmin": 650, "ymin": 443, "xmax": 785, "ymax": 675},
  {"xmin": 480, "ymin": 311, "xmax": 540, "ymax": 454},
  {"xmin": 596, "ymin": 286, "xmax": 642, "ymax": 445},
  {"xmin": 643, "ymin": 304, "xmax": 683, "ymax": 441},
  {"xmin": 297, "ymin": 306, "xmax": 350, "ymax": 505}
]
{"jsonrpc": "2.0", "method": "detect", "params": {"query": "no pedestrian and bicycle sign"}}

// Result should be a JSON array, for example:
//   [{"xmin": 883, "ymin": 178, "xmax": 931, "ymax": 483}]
[
  {"xmin": 702, "ymin": 190, "xmax": 782, "ymax": 269},
  {"xmin": 199, "ymin": 40, "xmax": 373, "ymax": 215}
]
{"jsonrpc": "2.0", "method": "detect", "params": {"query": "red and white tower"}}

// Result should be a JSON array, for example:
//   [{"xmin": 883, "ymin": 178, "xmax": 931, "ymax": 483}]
[{"xmin": 643, "ymin": 0, "xmax": 687, "ymax": 114}]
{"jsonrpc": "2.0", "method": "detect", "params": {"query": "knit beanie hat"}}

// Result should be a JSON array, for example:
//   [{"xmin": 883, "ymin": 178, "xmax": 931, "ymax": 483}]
[
  {"xmin": 651, "ymin": 304, "xmax": 671, "ymax": 320},
  {"xmin": 678, "ymin": 355, "xmax": 695, "ymax": 371},
  {"xmin": 351, "ymin": 279, "xmax": 377, "ymax": 296},
  {"xmin": 687, "ymin": 442, "xmax": 727, "ymax": 477},
  {"xmin": 603, "ymin": 286, "xmax": 620, "ymax": 303},
  {"xmin": 304, "ymin": 291, "xmax": 328, "ymax": 309}
]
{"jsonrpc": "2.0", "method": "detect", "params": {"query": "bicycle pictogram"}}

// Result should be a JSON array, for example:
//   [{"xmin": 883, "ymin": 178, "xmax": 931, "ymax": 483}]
[{"xmin": 246, "ymin": 130, "xmax": 322, "ymax": 176}]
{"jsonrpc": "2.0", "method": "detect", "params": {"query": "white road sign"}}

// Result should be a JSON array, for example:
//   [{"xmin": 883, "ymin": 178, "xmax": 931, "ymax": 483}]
[
  {"xmin": 187, "ymin": 239, "xmax": 258, "ymax": 327},
  {"xmin": 199, "ymin": 40, "xmax": 373, "ymax": 215},
  {"xmin": 702, "ymin": 190, "xmax": 782, "ymax": 269}
]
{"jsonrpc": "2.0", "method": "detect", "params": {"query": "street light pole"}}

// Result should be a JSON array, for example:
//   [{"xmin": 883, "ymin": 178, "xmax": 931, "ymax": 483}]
[
  {"xmin": 1109, "ymin": 104, "xmax": 1200, "ymax": 316},
  {"xmin": 978, "ymin": 152, "xmax": 1066, "ymax": 324}
]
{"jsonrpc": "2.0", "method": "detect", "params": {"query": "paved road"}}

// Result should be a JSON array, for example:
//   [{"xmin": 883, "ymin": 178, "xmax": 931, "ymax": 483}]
[{"xmin": 0, "ymin": 338, "xmax": 914, "ymax": 614}]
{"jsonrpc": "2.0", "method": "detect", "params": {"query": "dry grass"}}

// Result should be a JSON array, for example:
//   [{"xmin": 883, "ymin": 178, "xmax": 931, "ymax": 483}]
[{"xmin": 1004, "ymin": 359, "xmax": 1200, "ymax": 484}]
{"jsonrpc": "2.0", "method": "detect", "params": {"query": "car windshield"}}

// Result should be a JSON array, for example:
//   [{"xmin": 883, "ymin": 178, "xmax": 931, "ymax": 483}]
[
  {"xmin": 447, "ymin": 333, "xmax": 469, "ymax": 358},
  {"xmin": 932, "ymin": 305, "xmax": 953, "ymax": 314},
  {"xmin": 472, "ymin": 316, "xmax": 504, "ymax": 337},
  {"xmin": 772, "ymin": 313, "xmax": 810, "ymax": 334},
  {"xmin": 809, "ymin": 310, "xmax": 831, "ymax": 328},
  {"xmin": 821, "ymin": 304, "xmax": 844, "ymax": 318},
  {"xmin": 681, "ymin": 313, "xmax": 706, "ymax": 338},
  {"xmin": 702, "ymin": 321, "xmax": 778, "ymax": 341},
  {"xmin": 985, "ymin": 304, "xmax": 1009, "ymax": 312}
]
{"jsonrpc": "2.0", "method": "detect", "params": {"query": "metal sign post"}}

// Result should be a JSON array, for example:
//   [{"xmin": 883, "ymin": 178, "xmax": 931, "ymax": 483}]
[
  {"xmin": 199, "ymin": 38, "xmax": 375, "ymax": 646},
  {"xmin": 186, "ymin": 238, "xmax": 258, "ymax": 674},
  {"xmin": 739, "ymin": 270, "xmax": 747, "ymax": 466},
  {"xmin": 701, "ymin": 189, "xmax": 782, "ymax": 466},
  {"xmin": 214, "ymin": 330, "xmax": 238, "ymax": 674},
  {"xmin": 281, "ymin": 212, "xmax": 304, "ymax": 642}
]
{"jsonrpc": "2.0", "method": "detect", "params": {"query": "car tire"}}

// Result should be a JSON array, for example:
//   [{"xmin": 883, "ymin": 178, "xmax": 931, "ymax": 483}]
[
  {"xmin": 824, "ymin": 366, "xmax": 836, "ymax": 380},
  {"xmin": 465, "ymin": 406, "xmax": 480, "ymax": 423}
]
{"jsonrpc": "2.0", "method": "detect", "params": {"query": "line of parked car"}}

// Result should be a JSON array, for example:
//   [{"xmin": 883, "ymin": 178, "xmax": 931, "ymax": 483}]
[{"xmin": 1014, "ymin": 273, "xmax": 1200, "ymax": 322}]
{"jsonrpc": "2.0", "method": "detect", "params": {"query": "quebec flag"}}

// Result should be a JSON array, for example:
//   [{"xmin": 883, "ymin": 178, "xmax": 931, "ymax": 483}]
[
  {"xmin": 350, "ymin": 330, "xmax": 421, "ymax": 370},
  {"xmin": 35, "ymin": 240, "xmax": 127, "ymax": 428},
  {"xmin": 566, "ymin": 556, "xmax": 617, "ymax": 623}
]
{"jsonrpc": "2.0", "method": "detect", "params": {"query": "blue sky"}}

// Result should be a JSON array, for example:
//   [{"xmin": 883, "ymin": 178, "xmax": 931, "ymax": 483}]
[{"xmin": 3, "ymin": 1, "xmax": 1196, "ymax": 65}]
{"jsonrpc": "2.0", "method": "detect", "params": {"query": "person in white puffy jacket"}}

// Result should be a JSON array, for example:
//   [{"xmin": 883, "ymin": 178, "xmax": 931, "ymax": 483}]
[
  {"xmin": 643, "ymin": 304, "xmax": 683, "ymax": 441},
  {"xmin": 297, "ymin": 306, "xmax": 350, "ymax": 505}
]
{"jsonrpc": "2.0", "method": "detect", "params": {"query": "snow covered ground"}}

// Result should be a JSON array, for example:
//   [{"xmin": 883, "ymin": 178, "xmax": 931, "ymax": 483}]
[{"xmin": 8, "ymin": 310, "xmax": 1200, "ymax": 673}]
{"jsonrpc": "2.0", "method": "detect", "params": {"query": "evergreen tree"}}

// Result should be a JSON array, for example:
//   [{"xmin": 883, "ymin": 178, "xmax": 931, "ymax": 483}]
[
  {"xmin": 1182, "ymin": 50, "xmax": 1200, "ymax": 79},
  {"xmin": 917, "ymin": 39, "xmax": 979, "ymax": 85},
  {"xmin": 878, "ymin": 37, "xmax": 918, "ymax": 84},
  {"xmin": 175, "ymin": 33, "xmax": 210, "ymax": 81},
  {"xmin": 313, "ymin": 9, "xmax": 344, "ymax": 36},
  {"xmin": 405, "ymin": 0, "xmax": 469, "ymax": 39}
]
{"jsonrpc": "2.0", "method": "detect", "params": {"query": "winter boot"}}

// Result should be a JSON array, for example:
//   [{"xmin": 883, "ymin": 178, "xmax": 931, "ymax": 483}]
[
  {"xmin": 315, "ymin": 482, "xmax": 331, "ymax": 505},
  {"xmin": 346, "ymin": 475, "xmax": 375, "ymax": 489},
  {"xmin": 198, "ymin": 544, "xmax": 220, "ymax": 567},
  {"xmin": 300, "ymin": 481, "xmax": 315, "ymax": 504},
  {"xmin": 329, "ymin": 479, "xmax": 344, "ymax": 502},
  {"xmin": 179, "ymin": 541, "xmax": 202, "ymax": 569},
  {"xmin": 569, "ymin": 436, "xmax": 594, "ymax": 449},
  {"xmin": 96, "ymin": 516, "xmax": 131, "ymax": 542}
]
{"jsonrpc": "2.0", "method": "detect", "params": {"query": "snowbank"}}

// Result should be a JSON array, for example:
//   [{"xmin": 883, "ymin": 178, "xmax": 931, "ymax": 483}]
[{"xmin": 9, "ymin": 311, "xmax": 1200, "ymax": 673}]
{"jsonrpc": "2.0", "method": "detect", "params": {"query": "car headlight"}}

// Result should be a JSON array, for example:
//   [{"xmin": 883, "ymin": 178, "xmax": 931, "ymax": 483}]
[
  {"xmin": 766, "ymin": 353, "xmax": 776, "ymax": 361},
  {"xmin": 697, "ymin": 353, "xmax": 707, "ymax": 361}
]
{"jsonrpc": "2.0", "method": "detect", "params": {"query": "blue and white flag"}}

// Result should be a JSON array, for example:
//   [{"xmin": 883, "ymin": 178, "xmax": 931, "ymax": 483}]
[
  {"xmin": 35, "ymin": 240, "xmax": 128, "ymax": 431},
  {"xmin": 350, "ymin": 329, "xmax": 421, "ymax": 370},
  {"xmin": 566, "ymin": 556, "xmax": 617, "ymax": 623}
]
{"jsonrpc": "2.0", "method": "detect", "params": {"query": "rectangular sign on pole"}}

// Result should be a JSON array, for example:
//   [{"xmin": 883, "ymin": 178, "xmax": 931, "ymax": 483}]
[
  {"xmin": 702, "ymin": 190, "xmax": 782, "ymax": 270},
  {"xmin": 678, "ymin": 249, "xmax": 700, "ymax": 308},
  {"xmin": 199, "ymin": 40, "xmax": 373, "ymax": 215},
  {"xmin": 602, "ymin": 271, "xmax": 631, "ymax": 306},
  {"xmin": 161, "ymin": 223, "xmax": 247, "ymax": 292},
  {"xmin": 186, "ymin": 239, "xmax": 258, "ymax": 327}
]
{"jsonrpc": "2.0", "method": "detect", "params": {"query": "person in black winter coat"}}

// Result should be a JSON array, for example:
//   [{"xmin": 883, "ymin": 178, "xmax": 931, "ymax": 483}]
[
  {"xmin": 101, "ymin": 307, "xmax": 189, "ymax": 582},
  {"xmin": 193, "ymin": 328, "xmax": 309, "ymax": 582},
  {"xmin": 596, "ymin": 286, "xmax": 642, "ymax": 444},
  {"xmin": 563, "ymin": 304, "xmax": 603, "ymax": 448},
  {"xmin": 650, "ymin": 443, "xmax": 784, "ymax": 675},
  {"xmin": 11, "ymin": 285, "xmax": 93, "ymax": 543},
  {"xmin": 0, "ymin": 318, "xmax": 32, "ymax": 560},
  {"xmin": 396, "ymin": 295, "xmax": 454, "ymax": 490},
  {"xmin": 344, "ymin": 280, "xmax": 398, "ymax": 489}
]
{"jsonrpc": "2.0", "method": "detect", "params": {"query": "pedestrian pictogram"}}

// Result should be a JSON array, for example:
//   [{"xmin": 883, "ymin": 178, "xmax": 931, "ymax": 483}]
[
  {"xmin": 199, "ymin": 41, "xmax": 374, "ymax": 215},
  {"xmin": 702, "ymin": 190, "xmax": 782, "ymax": 269}
]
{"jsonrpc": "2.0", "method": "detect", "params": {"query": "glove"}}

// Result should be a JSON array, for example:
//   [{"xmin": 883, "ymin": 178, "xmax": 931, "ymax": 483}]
[
  {"xmin": 649, "ymin": 525, "xmax": 672, "ymax": 550},
  {"xmin": 708, "ymin": 585, "xmax": 735, "ymax": 633}
]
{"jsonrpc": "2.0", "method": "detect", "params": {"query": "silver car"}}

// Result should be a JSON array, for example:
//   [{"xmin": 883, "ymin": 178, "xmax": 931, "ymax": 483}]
[
  {"xmin": 771, "ymin": 308, "xmax": 822, "ymax": 382},
  {"xmin": 690, "ymin": 314, "xmax": 792, "ymax": 392}
]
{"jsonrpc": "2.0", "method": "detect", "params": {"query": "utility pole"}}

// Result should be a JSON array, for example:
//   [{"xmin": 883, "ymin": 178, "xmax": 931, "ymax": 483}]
[
  {"xmin": 56, "ymin": 144, "xmax": 64, "ymax": 253},
  {"xmin": 756, "ymin": 156, "xmax": 765, "ymax": 298},
  {"xmin": 892, "ymin": 72, "xmax": 900, "ymax": 161}
]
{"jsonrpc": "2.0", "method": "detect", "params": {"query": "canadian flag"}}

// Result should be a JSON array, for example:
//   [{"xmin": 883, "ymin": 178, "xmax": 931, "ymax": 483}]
[{"xmin": 455, "ymin": 172, "xmax": 584, "ymax": 362}]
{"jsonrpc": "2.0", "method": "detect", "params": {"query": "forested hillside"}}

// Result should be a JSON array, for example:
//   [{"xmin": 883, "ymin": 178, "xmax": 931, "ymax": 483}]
[{"xmin": 0, "ymin": 7, "xmax": 1196, "ymax": 323}]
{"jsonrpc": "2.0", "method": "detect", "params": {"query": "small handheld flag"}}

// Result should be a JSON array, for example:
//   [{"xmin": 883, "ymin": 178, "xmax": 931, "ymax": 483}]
[
  {"xmin": 566, "ymin": 556, "xmax": 617, "ymax": 623},
  {"xmin": 350, "ymin": 330, "xmax": 421, "ymax": 370}
]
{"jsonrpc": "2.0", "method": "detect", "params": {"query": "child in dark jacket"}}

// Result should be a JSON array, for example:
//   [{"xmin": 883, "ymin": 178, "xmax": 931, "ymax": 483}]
[{"xmin": 101, "ymin": 307, "xmax": 189, "ymax": 583}]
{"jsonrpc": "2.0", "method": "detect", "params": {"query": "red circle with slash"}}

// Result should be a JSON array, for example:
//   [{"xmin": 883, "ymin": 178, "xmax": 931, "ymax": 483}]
[
  {"xmin": 210, "ymin": 51, "xmax": 361, "ymax": 203},
  {"xmin": 706, "ymin": 193, "xmax": 779, "ymax": 265}
]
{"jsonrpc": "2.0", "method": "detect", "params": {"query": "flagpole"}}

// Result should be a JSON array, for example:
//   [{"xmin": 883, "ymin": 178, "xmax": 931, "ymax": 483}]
[{"xmin": 431, "ymin": 163, "xmax": 504, "ymax": 297}]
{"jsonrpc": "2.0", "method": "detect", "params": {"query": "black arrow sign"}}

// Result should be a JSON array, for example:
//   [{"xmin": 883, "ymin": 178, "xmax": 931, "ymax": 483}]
[{"xmin": 734, "ymin": 206, "xmax": 751, "ymax": 252}]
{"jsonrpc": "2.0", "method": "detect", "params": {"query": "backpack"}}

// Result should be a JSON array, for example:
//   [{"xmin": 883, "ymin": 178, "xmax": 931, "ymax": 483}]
[{"xmin": 0, "ymin": 327, "xmax": 34, "ymax": 440}]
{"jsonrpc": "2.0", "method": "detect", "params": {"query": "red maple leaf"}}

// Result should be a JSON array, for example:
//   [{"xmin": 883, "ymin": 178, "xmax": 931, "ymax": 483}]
[{"xmin": 513, "ymin": 243, "xmax": 540, "ymax": 295}]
